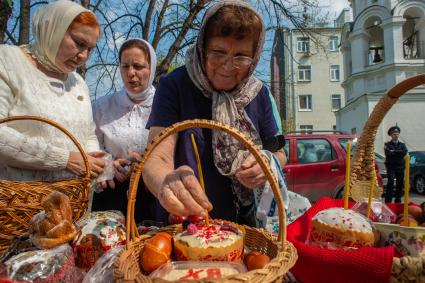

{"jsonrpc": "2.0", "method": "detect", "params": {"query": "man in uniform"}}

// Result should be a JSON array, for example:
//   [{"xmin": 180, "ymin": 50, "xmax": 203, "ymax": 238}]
[{"xmin": 384, "ymin": 126, "xmax": 408, "ymax": 203}]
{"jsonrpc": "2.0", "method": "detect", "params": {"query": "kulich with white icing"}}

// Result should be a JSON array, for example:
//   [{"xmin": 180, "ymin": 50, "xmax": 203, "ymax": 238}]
[
  {"xmin": 310, "ymin": 208, "xmax": 376, "ymax": 249},
  {"xmin": 173, "ymin": 221, "xmax": 244, "ymax": 262}
]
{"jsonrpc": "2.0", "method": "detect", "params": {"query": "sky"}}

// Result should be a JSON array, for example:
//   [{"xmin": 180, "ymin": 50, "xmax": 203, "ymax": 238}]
[{"xmin": 324, "ymin": 0, "xmax": 351, "ymax": 17}]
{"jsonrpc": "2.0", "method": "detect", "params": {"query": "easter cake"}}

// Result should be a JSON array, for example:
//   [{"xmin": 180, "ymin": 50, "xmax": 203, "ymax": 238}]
[{"xmin": 173, "ymin": 221, "xmax": 244, "ymax": 262}]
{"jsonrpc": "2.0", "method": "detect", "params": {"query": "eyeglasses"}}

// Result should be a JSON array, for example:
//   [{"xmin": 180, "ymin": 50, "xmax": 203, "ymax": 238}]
[{"xmin": 206, "ymin": 50, "xmax": 253, "ymax": 69}]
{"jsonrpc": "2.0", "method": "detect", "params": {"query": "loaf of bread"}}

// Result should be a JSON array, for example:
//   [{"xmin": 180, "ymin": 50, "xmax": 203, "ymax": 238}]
[{"xmin": 28, "ymin": 192, "xmax": 77, "ymax": 249}]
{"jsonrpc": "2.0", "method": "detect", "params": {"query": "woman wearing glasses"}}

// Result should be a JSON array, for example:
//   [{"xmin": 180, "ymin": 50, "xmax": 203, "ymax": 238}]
[{"xmin": 143, "ymin": 1, "xmax": 286, "ymax": 226}]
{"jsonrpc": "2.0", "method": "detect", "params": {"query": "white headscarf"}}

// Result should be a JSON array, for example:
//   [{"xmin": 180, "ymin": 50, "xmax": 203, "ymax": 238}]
[
  {"xmin": 119, "ymin": 38, "xmax": 157, "ymax": 102},
  {"xmin": 26, "ymin": 0, "xmax": 94, "ymax": 73}
]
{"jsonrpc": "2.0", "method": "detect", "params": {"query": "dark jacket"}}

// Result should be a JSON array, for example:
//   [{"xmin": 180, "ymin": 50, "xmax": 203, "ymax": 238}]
[{"xmin": 384, "ymin": 140, "xmax": 408, "ymax": 169}]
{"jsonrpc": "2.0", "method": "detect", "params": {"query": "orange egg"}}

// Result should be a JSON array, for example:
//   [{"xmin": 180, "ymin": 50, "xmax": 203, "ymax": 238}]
[
  {"xmin": 243, "ymin": 251, "xmax": 261, "ymax": 266},
  {"xmin": 408, "ymin": 205, "xmax": 423, "ymax": 223},
  {"xmin": 140, "ymin": 232, "xmax": 172, "ymax": 273},
  {"xmin": 244, "ymin": 251, "xmax": 270, "ymax": 271},
  {"xmin": 396, "ymin": 215, "xmax": 418, "ymax": 227}
]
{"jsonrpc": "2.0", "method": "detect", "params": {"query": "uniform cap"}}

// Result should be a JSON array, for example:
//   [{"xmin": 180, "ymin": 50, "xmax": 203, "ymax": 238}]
[{"xmin": 388, "ymin": 126, "xmax": 400, "ymax": 136}]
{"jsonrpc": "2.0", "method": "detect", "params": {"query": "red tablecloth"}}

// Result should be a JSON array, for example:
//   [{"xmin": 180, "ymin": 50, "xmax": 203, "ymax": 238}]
[{"xmin": 286, "ymin": 197, "xmax": 406, "ymax": 283}]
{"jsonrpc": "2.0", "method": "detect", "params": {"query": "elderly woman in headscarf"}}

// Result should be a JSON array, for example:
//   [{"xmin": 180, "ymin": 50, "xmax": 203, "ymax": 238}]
[
  {"xmin": 143, "ymin": 1, "xmax": 286, "ymax": 226},
  {"xmin": 0, "ymin": 0, "xmax": 105, "ymax": 182},
  {"xmin": 91, "ymin": 39, "xmax": 157, "ymax": 222}
]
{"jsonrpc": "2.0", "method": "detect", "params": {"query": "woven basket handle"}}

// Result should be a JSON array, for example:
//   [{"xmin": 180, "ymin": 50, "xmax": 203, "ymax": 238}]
[
  {"xmin": 126, "ymin": 119, "xmax": 287, "ymax": 246},
  {"xmin": 0, "ymin": 116, "xmax": 91, "ymax": 181},
  {"xmin": 350, "ymin": 74, "xmax": 425, "ymax": 200}
]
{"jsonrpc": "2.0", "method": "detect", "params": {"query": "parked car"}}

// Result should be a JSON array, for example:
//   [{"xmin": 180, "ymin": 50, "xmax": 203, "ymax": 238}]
[
  {"xmin": 375, "ymin": 152, "xmax": 388, "ymax": 187},
  {"xmin": 283, "ymin": 131, "xmax": 383, "ymax": 202},
  {"xmin": 409, "ymin": 151, "xmax": 425, "ymax": 194}
]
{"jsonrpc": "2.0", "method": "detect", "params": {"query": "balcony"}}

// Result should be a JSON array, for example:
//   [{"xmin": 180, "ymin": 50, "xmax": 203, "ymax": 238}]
[{"xmin": 403, "ymin": 40, "xmax": 424, "ymax": 59}]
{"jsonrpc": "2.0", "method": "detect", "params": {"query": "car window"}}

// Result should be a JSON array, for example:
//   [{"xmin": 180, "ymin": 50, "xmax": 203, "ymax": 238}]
[
  {"xmin": 411, "ymin": 153, "xmax": 425, "ymax": 163},
  {"xmin": 297, "ymin": 139, "xmax": 334, "ymax": 164},
  {"xmin": 339, "ymin": 138, "xmax": 358, "ymax": 156},
  {"xmin": 283, "ymin": 141, "xmax": 289, "ymax": 160},
  {"xmin": 375, "ymin": 152, "xmax": 385, "ymax": 162},
  {"xmin": 417, "ymin": 153, "xmax": 425, "ymax": 163}
]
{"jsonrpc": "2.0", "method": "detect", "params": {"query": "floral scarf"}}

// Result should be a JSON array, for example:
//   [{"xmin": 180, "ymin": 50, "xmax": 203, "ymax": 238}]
[{"xmin": 185, "ymin": 0, "xmax": 266, "ymax": 208}]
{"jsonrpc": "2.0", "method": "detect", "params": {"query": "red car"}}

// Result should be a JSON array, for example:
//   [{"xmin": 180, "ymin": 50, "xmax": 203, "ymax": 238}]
[{"xmin": 282, "ymin": 132, "xmax": 383, "ymax": 202}]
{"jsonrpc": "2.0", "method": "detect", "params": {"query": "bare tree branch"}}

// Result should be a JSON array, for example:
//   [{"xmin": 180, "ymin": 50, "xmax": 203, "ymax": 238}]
[
  {"xmin": 152, "ymin": 0, "xmax": 169, "ymax": 49},
  {"xmin": 143, "ymin": 0, "xmax": 156, "ymax": 40},
  {"xmin": 0, "ymin": 0, "xmax": 12, "ymax": 43},
  {"xmin": 18, "ymin": 0, "xmax": 30, "ymax": 45},
  {"xmin": 156, "ymin": 0, "xmax": 208, "ymax": 81}
]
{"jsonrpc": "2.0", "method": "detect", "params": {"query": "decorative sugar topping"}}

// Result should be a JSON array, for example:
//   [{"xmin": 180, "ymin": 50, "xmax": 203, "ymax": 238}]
[
  {"xmin": 176, "ymin": 222, "xmax": 242, "ymax": 247},
  {"xmin": 187, "ymin": 224, "xmax": 198, "ymax": 235},
  {"xmin": 312, "ymin": 208, "xmax": 373, "ymax": 232}
]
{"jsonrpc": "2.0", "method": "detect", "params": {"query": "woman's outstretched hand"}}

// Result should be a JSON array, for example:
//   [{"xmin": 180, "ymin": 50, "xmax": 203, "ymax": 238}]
[
  {"xmin": 235, "ymin": 154, "xmax": 266, "ymax": 189},
  {"xmin": 66, "ymin": 151, "xmax": 105, "ymax": 178},
  {"xmin": 157, "ymin": 165, "xmax": 213, "ymax": 217}
]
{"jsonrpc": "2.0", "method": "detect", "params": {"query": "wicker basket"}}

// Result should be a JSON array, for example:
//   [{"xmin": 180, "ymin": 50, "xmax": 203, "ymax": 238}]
[
  {"xmin": 348, "ymin": 74, "xmax": 425, "ymax": 282},
  {"xmin": 113, "ymin": 119, "xmax": 297, "ymax": 283},
  {"xmin": 0, "ymin": 116, "xmax": 91, "ymax": 255}
]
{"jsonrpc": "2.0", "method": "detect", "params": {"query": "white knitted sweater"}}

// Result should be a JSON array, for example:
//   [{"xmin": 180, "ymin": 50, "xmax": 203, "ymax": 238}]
[{"xmin": 0, "ymin": 45, "xmax": 99, "ymax": 181}]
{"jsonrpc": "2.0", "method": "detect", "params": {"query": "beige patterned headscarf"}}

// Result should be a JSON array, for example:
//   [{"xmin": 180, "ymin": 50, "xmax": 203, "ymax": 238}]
[
  {"xmin": 24, "ymin": 0, "xmax": 94, "ymax": 73},
  {"xmin": 185, "ymin": 0, "xmax": 266, "ymax": 207}
]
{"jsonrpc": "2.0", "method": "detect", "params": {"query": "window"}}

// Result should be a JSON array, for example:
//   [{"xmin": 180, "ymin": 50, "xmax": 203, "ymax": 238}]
[
  {"xmin": 297, "ymin": 37, "xmax": 310, "ymax": 53},
  {"xmin": 299, "ymin": 125, "xmax": 313, "ymax": 134},
  {"xmin": 339, "ymin": 138, "xmax": 358, "ymax": 155},
  {"xmin": 329, "ymin": 36, "xmax": 339, "ymax": 51},
  {"xmin": 332, "ymin": 125, "xmax": 337, "ymax": 131},
  {"xmin": 297, "ymin": 138, "xmax": 334, "ymax": 163},
  {"xmin": 330, "ymin": 65, "xmax": 340, "ymax": 81},
  {"xmin": 299, "ymin": 95, "xmax": 312, "ymax": 111},
  {"xmin": 283, "ymin": 142, "xmax": 290, "ymax": 160},
  {"xmin": 331, "ymin": 94, "xmax": 341, "ymax": 111},
  {"xmin": 298, "ymin": 65, "xmax": 312, "ymax": 81}
]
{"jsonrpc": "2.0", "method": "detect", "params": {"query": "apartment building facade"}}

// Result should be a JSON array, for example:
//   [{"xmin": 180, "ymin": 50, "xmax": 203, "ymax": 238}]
[
  {"xmin": 271, "ymin": 23, "xmax": 346, "ymax": 133},
  {"xmin": 338, "ymin": 0, "xmax": 425, "ymax": 154}
]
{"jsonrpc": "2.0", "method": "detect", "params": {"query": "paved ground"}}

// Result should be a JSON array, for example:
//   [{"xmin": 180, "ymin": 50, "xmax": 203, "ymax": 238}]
[{"xmin": 408, "ymin": 192, "xmax": 425, "ymax": 205}]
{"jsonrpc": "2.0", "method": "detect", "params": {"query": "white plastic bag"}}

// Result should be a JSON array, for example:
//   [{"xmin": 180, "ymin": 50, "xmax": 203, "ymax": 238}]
[
  {"xmin": 93, "ymin": 153, "xmax": 115, "ymax": 193},
  {"xmin": 96, "ymin": 153, "xmax": 115, "ymax": 183},
  {"xmin": 82, "ymin": 245, "xmax": 123, "ymax": 283},
  {"xmin": 1, "ymin": 244, "xmax": 84, "ymax": 282}
]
